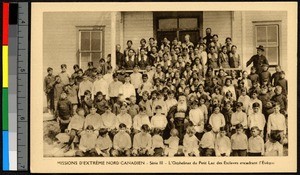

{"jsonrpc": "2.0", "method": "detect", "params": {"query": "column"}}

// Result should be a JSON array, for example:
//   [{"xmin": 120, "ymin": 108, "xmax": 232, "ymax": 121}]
[{"xmin": 111, "ymin": 11, "xmax": 117, "ymax": 71}]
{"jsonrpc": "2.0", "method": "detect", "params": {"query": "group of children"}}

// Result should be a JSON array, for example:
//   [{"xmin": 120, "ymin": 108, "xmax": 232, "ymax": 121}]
[{"xmin": 44, "ymin": 33, "xmax": 288, "ymax": 157}]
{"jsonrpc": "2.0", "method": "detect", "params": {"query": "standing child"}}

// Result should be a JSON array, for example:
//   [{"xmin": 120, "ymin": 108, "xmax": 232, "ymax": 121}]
[
  {"xmin": 276, "ymin": 71, "xmax": 287, "ymax": 96},
  {"xmin": 237, "ymin": 88, "xmax": 250, "ymax": 113},
  {"xmin": 119, "ymin": 74, "xmax": 136, "ymax": 101},
  {"xmin": 231, "ymin": 102, "xmax": 248, "ymax": 134},
  {"xmin": 248, "ymin": 126, "xmax": 264, "ymax": 156},
  {"xmin": 164, "ymin": 128, "xmax": 180, "ymax": 157},
  {"xmin": 128, "ymin": 95, "xmax": 140, "ymax": 119},
  {"xmin": 264, "ymin": 132, "xmax": 283, "ymax": 156},
  {"xmin": 200, "ymin": 124, "xmax": 215, "ymax": 156},
  {"xmin": 199, "ymin": 97, "xmax": 208, "ymax": 124},
  {"xmin": 215, "ymin": 127, "xmax": 231, "ymax": 157},
  {"xmin": 209, "ymin": 104, "xmax": 226, "ymax": 135},
  {"xmin": 247, "ymin": 90, "xmax": 262, "ymax": 115},
  {"xmin": 78, "ymin": 75, "xmax": 93, "ymax": 103},
  {"xmin": 259, "ymin": 64, "xmax": 272, "ymax": 85},
  {"xmin": 64, "ymin": 79, "xmax": 79, "ymax": 113},
  {"xmin": 267, "ymin": 103, "xmax": 286, "ymax": 144},
  {"xmin": 95, "ymin": 128, "xmax": 112, "ymax": 157},
  {"xmin": 183, "ymin": 127, "xmax": 200, "ymax": 157},
  {"xmin": 132, "ymin": 124, "xmax": 152, "ymax": 156},
  {"xmin": 108, "ymin": 73, "xmax": 123, "ymax": 105},
  {"xmin": 53, "ymin": 76, "xmax": 64, "ymax": 112},
  {"xmin": 207, "ymin": 46, "xmax": 219, "ymax": 69},
  {"xmin": 248, "ymin": 66, "xmax": 260, "ymax": 85},
  {"xmin": 271, "ymin": 86, "xmax": 287, "ymax": 115},
  {"xmin": 56, "ymin": 92, "xmax": 73, "ymax": 133},
  {"xmin": 231, "ymin": 124, "xmax": 248, "ymax": 156},
  {"xmin": 219, "ymin": 46, "xmax": 230, "ymax": 68},
  {"xmin": 44, "ymin": 67, "xmax": 56, "ymax": 114},
  {"xmin": 247, "ymin": 103, "xmax": 266, "ymax": 138},
  {"xmin": 151, "ymin": 105, "xmax": 168, "ymax": 131},
  {"xmin": 229, "ymin": 45, "xmax": 241, "ymax": 68},
  {"xmin": 139, "ymin": 91, "xmax": 153, "ymax": 117},
  {"xmin": 188, "ymin": 101, "xmax": 205, "ymax": 140},
  {"xmin": 59, "ymin": 64, "xmax": 70, "ymax": 85},
  {"xmin": 112, "ymin": 123, "xmax": 132, "ymax": 157}
]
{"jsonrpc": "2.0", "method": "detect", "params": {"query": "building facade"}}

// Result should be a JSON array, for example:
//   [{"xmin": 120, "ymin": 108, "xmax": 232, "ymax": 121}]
[{"xmin": 43, "ymin": 11, "xmax": 287, "ymax": 76}]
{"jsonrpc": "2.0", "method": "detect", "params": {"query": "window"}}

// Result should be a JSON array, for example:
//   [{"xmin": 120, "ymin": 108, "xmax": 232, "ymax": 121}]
[
  {"xmin": 78, "ymin": 26, "xmax": 105, "ymax": 70},
  {"xmin": 255, "ymin": 24, "xmax": 280, "ymax": 66},
  {"xmin": 154, "ymin": 12, "xmax": 203, "ymax": 46}
]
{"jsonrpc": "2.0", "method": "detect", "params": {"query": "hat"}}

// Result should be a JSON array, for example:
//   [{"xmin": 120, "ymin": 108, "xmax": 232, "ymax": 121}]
[{"xmin": 256, "ymin": 45, "xmax": 264, "ymax": 51}]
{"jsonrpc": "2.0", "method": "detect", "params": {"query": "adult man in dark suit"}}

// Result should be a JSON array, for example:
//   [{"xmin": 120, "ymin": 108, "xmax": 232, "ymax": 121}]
[
  {"xmin": 116, "ymin": 44, "xmax": 124, "ymax": 70},
  {"xmin": 246, "ymin": 45, "xmax": 269, "ymax": 74}
]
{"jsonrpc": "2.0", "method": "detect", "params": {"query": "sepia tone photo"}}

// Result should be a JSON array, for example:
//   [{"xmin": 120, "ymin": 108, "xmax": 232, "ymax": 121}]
[{"xmin": 31, "ymin": 2, "xmax": 297, "ymax": 173}]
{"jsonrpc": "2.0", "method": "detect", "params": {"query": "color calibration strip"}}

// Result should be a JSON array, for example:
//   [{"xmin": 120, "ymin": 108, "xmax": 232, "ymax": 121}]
[
  {"xmin": 8, "ymin": 2, "xmax": 19, "ymax": 171},
  {"xmin": 2, "ymin": 2, "xmax": 10, "ymax": 171}
]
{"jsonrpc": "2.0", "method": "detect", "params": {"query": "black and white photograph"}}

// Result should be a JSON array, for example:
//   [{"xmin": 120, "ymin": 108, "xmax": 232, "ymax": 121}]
[{"xmin": 31, "ymin": 2, "xmax": 297, "ymax": 173}]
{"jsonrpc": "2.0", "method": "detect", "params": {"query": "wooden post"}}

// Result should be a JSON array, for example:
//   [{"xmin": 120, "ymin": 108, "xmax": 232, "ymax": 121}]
[{"xmin": 111, "ymin": 11, "xmax": 117, "ymax": 71}]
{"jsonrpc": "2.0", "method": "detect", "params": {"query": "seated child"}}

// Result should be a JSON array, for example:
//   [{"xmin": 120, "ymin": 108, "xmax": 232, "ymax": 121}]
[
  {"xmin": 183, "ymin": 127, "xmax": 200, "ymax": 157},
  {"xmin": 248, "ymin": 103, "xmax": 266, "ymax": 138},
  {"xmin": 100, "ymin": 105, "xmax": 118, "ymax": 138},
  {"xmin": 81, "ymin": 90, "xmax": 93, "ymax": 116},
  {"xmin": 111, "ymin": 123, "xmax": 132, "ymax": 157},
  {"xmin": 231, "ymin": 124, "xmax": 248, "ymax": 156},
  {"xmin": 133, "ymin": 105, "xmax": 151, "ymax": 133},
  {"xmin": 116, "ymin": 104, "xmax": 132, "ymax": 132},
  {"xmin": 164, "ymin": 128, "xmax": 180, "ymax": 157},
  {"xmin": 264, "ymin": 131, "xmax": 283, "ymax": 156},
  {"xmin": 151, "ymin": 105, "xmax": 168, "ymax": 131},
  {"xmin": 215, "ymin": 127, "xmax": 231, "ymax": 157},
  {"xmin": 151, "ymin": 128, "xmax": 165, "ymax": 156},
  {"xmin": 84, "ymin": 107, "xmax": 102, "ymax": 131},
  {"xmin": 95, "ymin": 128, "xmax": 112, "ymax": 157},
  {"xmin": 132, "ymin": 124, "xmax": 152, "ymax": 156},
  {"xmin": 248, "ymin": 126, "xmax": 264, "ymax": 156},
  {"xmin": 64, "ymin": 107, "xmax": 85, "ymax": 152},
  {"xmin": 75, "ymin": 125, "xmax": 98, "ymax": 157},
  {"xmin": 200, "ymin": 124, "xmax": 215, "ymax": 156},
  {"xmin": 94, "ymin": 91, "xmax": 108, "ymax": 115},
  {"xmin": 56, "ymin": 92, "xmax": 73, "ymax": 133},
  {"xmin": 231, "ymin": 102, "xmax": 247, "ymax": 134},
  {"xmin": 128, "ymin": 95, "xmax": 140, "ymax": 118}
]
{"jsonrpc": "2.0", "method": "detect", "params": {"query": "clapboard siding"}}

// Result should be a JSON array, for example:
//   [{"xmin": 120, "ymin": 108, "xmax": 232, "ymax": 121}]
[
  {"xmin": 123, "ymin": 12, "xmax": 154, "ymax": 51},
  {"xmin": 243, "ymin": 11, "xmax": 287, "ymax": 72},
  {"xmin": 43, "ymin": 12, "xmax": 116, "ymax": 76},
  {"xmin": 203, "ymin": 11, "xmax": 232, "ymax": 44}
]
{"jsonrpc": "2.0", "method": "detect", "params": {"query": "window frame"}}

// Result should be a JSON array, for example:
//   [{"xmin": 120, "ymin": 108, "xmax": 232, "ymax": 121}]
[
  {"xmin": 153, "ymin": 12, "xmax": 203, "ymax": 44},
  {"xmin": 253, "ymin": 21, "xmax": 281, "ymax": 67},
  {"xmin": 76, "ymin": 26, "xmax": 105, "ymax": 69}
]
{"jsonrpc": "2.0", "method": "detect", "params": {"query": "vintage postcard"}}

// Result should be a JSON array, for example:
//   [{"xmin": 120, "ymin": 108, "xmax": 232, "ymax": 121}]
[{"xmin": 30, "ymin": 2, "xmax": 297, "ymax": 173}]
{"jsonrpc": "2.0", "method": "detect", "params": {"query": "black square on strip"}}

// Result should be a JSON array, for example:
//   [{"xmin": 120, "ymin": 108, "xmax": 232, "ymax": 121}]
[{"xmin": 9, "ymin": 3, "xmax": 18, "ymax": 25}]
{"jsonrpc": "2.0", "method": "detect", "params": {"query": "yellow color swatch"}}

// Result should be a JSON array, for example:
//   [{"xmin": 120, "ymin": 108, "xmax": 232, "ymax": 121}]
[{"xmin": 3, "ymin": 46, "xmax": 8, "ymax": 88}]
